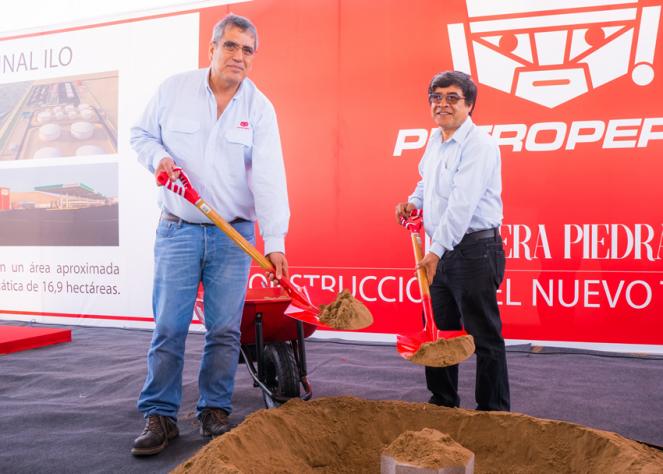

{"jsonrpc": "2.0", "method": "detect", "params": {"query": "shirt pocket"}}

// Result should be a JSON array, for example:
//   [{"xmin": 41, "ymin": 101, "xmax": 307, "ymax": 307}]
[
  {"xmin": 224, "ymin": 128, "xmax": 253, "ymax": 174},
  {"xmin": 225, "ymin": 128, "xmax": 253, "ymax": 147},
  {"xmin": 162, "ymin": 118, "xmax": 201, "ymax": 159},
  {"xmin": 436, "ymin": 147, "xmax": 462, "ymax": 199},
  {"xmin": 435, "ymin": 165, "xmax": 453, "ymax": 199},
  {"xmin": 165, "ymin": 118, "xmax": 200, "ymax": 134}
]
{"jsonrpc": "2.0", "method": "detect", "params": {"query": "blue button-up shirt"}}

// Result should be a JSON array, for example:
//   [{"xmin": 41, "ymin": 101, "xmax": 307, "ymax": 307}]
[
  {"xmin": 131, "ymin": 68, "xmax": 290, "ymax": 254},
  {"xmin": 408, "ymin": 117, "xmax": 502, "ymax": 257}
]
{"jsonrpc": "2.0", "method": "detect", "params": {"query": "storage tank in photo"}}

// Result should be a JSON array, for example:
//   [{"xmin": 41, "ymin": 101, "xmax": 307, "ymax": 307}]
[{"xmin": 0, "ymin": 187, "xmax": 10, "ymax": 210}]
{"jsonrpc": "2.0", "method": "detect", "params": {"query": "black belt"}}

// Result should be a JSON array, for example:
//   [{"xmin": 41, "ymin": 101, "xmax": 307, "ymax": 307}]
[
  {"xmin": 161, "ymin": 211, "xmax": 246, "ymax": 226},
  {"xmin": 462, "ymin": 227, "xmax": 499, "ymax": 243}
]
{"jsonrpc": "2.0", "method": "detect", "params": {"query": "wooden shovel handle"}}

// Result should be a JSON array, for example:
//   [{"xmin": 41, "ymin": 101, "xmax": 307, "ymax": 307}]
[
  {"xmin": 196, "ymin": 199, "xmax": 274, "ymax": 271},
  {"xmin": 411, "ymin": 233, "xmax": 431, "ymax": 298},
  {"xmin": 195, "ymin": 199, "xmax": 310, "ymax": 306},
  {"xmin": 411, "ymin": 232, "xmax": 437, "ymax": 340}
]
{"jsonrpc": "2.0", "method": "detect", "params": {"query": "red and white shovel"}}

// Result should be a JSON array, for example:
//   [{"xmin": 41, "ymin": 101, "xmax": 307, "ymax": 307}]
[
  {"xmin": 396, "ymin": 209, "xmax": 467, "ymax": 360},
  {"xmin": 156, "ymin": 167, "xmax": 331, "ymax": 328}
]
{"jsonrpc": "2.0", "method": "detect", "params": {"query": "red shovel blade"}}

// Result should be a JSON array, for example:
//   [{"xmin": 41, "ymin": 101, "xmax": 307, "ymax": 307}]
[
  {"xmin": 282, "ymin": 281, "xmax": 334, "ymax": 329},
  {"xmin": 284, "ymin": 305, "xmax": 332, "ymax": 329},
  {"xmin": 437, "ymin": 329, "xmax": 468, "ymax": 339},
  {"xmin": 280, "ymin": 279, "xmax": 317, "ymax": 313},
  {"xmin": 396, "ymin": 330, "xmax": 469, "ymax": 360},
  {"xmin": 396, "ymin": 332, "xmax": 425, "ymax": 358}
]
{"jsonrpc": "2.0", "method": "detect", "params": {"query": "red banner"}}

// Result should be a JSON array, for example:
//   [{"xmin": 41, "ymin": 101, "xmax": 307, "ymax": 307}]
[{"xmin": 201, "ymin": 0, "xmax": 663, "ymax": 345}]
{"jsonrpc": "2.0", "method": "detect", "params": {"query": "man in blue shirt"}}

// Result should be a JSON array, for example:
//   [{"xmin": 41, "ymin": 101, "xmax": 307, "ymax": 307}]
[
  {"xmin": 130, "ymin": 13, "xmax": 290, "ymax": 455},
  {"xmin": 395, "ymin": 71, "xmax": 510, "ymax": 412}
]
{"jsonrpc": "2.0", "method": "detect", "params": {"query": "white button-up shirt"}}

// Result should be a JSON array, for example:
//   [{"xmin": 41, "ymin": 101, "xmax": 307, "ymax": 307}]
[
  {"xmin": 131, "ymin": 68, "xmax": 290, "ymax": 254},
  {"xmin": 408, "ymin": 117, "xmax": 502, "ymax": 257}
]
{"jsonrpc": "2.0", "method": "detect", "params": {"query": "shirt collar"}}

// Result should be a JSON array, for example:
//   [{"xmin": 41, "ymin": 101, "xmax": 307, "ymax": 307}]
[
  {"xmin": 204, "ymin": 67, "xmax": 246, "ymax": 101},
  {"xmin": 204, "ymin": 67, "xmax": 213, "ymax": 96},
  {"xmin": 444, "ymin": 116, "xmax": 474, "ymax": 144}
]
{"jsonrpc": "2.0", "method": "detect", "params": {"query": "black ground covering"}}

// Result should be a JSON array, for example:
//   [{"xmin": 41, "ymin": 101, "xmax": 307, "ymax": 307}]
[{"xmin": 1, "ymin": 321, "xmax": 661, "ymax": 473}]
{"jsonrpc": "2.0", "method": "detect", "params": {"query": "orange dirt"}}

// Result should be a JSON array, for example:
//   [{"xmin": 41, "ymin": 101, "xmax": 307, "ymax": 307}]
[
  {"xmin": 173, "ymin": 397, "xmax": 663, "ymax": 473},
  {"xmin": 318, "ymin": 290, "xmax": 373, "ymax": 330},
  {"xmin": 383, "ymin": 428, "xmax": 474, "ymax": 470},
  {"xmin": 407, "ymin": 334, "xmax": 475, "ymax": 367}
]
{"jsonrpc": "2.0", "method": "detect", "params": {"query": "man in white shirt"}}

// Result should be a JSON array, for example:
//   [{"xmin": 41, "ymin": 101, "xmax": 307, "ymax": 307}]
[
  {"xmin": 395, "ymin": 71, "xmax": 510, "ymax": 412},
  {"xmin": 130, "ymin": 13, "xmax": 290, "ymax": 456}
]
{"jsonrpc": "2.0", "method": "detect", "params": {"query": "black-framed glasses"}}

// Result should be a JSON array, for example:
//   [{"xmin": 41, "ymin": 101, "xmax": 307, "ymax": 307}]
[
  {"xmin": 428, "ymin": 92, "xmax": 465, "ymax": 105},
  {"xmin": 220, "ymin": 40, "xmax": 255, "ymax": 57}
]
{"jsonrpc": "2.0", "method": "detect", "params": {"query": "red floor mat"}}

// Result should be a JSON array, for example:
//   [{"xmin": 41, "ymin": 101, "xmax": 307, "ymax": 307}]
[{"xmin": 0, "ymin": 326, "xmax": 72, "ymax": 354}]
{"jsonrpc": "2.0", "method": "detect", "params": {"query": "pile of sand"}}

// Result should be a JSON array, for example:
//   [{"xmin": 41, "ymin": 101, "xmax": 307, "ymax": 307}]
[
  {"xmin": 407, "ymin": 334, "xmax": 475, "ymax": 367},
  {"xmin": 174, "ymin": 397, "xmax": 663, "ymax": 473},
  {"xmin": 382, "ymin": 428, "xmax": 474, "ymax": 470},
  {"xmin": 318, "ymin": 290, "xmax": 373, "ymax": 330}
]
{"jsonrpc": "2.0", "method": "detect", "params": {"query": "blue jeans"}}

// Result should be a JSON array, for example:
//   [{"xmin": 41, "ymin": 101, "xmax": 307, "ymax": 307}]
[{"xmin": 137, "ymin": 218, "xmax": 253, "ymax": 420}]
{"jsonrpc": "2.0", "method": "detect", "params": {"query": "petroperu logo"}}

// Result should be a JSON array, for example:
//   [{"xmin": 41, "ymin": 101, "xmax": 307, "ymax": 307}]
[
  {"xmin": 447, "ymin": 0, "xmax": 661, "ymax": 108},
  {"xmin": 393, "ymin": 1, "xmax": 663, "ymax": 156}
]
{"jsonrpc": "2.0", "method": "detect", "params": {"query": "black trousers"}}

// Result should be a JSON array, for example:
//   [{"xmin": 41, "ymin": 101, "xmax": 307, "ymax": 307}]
[{"xmin": 425, "ymin": 231, "xmax": 510, "ymax": 411}]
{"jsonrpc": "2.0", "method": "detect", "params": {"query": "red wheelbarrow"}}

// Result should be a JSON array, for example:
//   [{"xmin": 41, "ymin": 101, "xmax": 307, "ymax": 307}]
[{"xmin": 193, "ymin": 285, "xmax": 316, "ymax": 408}]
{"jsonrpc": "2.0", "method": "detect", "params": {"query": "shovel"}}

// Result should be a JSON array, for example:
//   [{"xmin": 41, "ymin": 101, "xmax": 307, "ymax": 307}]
[
  {"xmin": 396, "ymin": 209, "xmax": 468, "ymax": 361},
  {"xmin": 156, "ymin": 167, "xmax": 330, "ymax": 328}
]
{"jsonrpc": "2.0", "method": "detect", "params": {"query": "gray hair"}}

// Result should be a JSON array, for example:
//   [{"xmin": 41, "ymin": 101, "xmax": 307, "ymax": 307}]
[{"xmin": 211, "ymin": 13, "xmax": 259, "ymax": 51}]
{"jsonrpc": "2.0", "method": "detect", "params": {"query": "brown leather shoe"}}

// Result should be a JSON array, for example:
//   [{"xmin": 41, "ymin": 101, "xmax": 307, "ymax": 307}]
[
  {"xmin": 199, "ymin": 408, "xmax": 232, "ymax": 437},
  {"xmin": 131, "ymin": 415, "xmax": 179, "ymax": 456}
]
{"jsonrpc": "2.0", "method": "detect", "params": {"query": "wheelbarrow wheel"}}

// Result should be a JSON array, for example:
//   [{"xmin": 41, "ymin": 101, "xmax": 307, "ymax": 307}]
[{"xmin": 262, "ymin": 342, "xmax": 300, "ymax": 407}]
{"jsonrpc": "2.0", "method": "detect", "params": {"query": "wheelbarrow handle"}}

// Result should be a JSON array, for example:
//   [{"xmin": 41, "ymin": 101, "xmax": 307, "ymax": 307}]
[{"xmin": 156, "ymin": 170, "xmax": 315, "ymax": 312}]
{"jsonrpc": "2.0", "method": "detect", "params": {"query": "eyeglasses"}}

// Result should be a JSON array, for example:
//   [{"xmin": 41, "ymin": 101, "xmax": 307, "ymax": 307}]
[
  {"xmin": 428, "ymin": 92, "xmax": 465, "ymax": 105},
  {"xmin": 220, "ymin": 40, "xmax": 255, "ymax": 57}
]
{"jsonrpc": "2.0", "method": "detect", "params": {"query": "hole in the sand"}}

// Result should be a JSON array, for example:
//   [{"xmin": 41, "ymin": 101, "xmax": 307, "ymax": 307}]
[{"xmin": 174, "ymin": 397, "xmax": 663, "ymax": 473}]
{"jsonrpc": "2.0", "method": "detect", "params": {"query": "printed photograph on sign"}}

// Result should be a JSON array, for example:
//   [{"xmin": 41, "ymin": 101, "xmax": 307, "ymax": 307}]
[
  {"xmin": 0, "ymin": 71, "xmax": 118, "ymax": 160},
  {"xmin": 0, "ymin": 162, "xmax": 118, "ymax": 246}
]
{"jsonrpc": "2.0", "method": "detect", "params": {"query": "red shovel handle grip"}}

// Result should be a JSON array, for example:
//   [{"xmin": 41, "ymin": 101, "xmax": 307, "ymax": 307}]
[
  {"xmin": 156, "ymin": 167, "xmax": 200, "ymax": 204},
  {"xmin": 400, "ymin": 208, "xmax": 423, "ymax": 233}
]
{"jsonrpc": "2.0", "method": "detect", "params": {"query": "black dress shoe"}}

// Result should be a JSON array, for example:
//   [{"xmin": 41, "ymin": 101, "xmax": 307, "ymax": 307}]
[
  {"xmin": 428, "ymin": 395, "xmax": 458, "ymax": 408},
  {"xmin": 131, "ymin": 415, "xmax": 179, "ymax": 456},
  {"xmin": 199, "ymin": 408, "xmax": 232, "ymax": 437}
]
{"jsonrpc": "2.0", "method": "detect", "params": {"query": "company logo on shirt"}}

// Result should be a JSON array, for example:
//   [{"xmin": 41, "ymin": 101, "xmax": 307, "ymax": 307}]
[
  {"xmin": 238, "ymin": 121, "xmax": 250, "ymax": 129},
  {"xmin": 447, "ymin": 0, "xmax": 661, "ymax": 108}
]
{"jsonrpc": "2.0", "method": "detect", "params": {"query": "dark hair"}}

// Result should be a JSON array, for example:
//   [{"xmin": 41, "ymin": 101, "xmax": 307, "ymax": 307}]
[
  {"xmin": 428, "ymin": 71, "xmax": 477, "ymax": 114},
  {"xmin": 211, "ymin": 13, "xmax": 259, "ymax": 50}
]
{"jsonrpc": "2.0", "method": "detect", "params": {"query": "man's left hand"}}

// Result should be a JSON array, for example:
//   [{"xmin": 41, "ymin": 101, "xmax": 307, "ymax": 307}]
[
  {"xmin": 266, "ymin": 252, "xmax": 288, "ymax": 281},
  {"xmin": 416, "ymin": 252, "xmax": 440, "ymax": 284}
]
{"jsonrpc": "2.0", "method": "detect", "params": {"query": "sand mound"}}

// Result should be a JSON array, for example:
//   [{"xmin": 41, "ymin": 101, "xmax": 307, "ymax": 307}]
[
  {"xmin": 407, "ymin": 334, "xmax": 475, "ymax": 367},
  {"xmin": 174, "ymin": 397, "xmax": 663, "ymax": 473},
  {"xmin": 318, "ymin": 290, "xmax": 373, "ymax": 330},
  {"xmin": 383, "ymin": 428, "xmax": 474, "ymax": 470}
]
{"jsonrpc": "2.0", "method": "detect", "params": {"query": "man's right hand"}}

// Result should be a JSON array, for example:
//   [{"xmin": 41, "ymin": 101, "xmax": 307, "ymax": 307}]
[
  {"xmin": 154, "ymin": 157, "xmax": 180, "ymax": 185},
  {"xmin": 394, "ymin": 202, "xmax": 416, "ymax": 224},
  {"xmin": 266, "ymin": 252, "xmax": 289, "ymax": 281}
]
